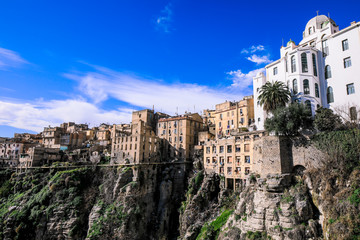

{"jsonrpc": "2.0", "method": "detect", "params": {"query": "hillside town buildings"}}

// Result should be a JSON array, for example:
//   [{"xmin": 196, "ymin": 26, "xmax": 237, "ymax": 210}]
[
  {"xmin": 0, "ymin": 14, "xmax": 358, "ymax": 194},
  {"xmin": 254, "ymin": 15, "xmax": 360, "ymax": 130},
  {"xmin": 157, "ymin": 112, "xmax": 203, "ymax": 160},
  {"xmin": 111, "ymin": 109, "xmax": 162, "ymax": 164}
]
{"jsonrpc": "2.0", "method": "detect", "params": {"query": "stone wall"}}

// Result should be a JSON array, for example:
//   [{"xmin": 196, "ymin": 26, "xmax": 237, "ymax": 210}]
[{"xmin": 253, "ymin": 136, "xmax": 324, "ymax": 178}]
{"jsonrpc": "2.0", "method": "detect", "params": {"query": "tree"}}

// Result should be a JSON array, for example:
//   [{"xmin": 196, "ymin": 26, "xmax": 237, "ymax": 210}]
[
  {"xmin": 314, "ymin": 107, "xmax": 342, "ymax": 131},
  {"xmin": 258, "ymin": 81, "xmax": 291, "ymax": 113},
  {"xmin": 265, "ymin": 103, "xmax": 313, "ymax": 136}
]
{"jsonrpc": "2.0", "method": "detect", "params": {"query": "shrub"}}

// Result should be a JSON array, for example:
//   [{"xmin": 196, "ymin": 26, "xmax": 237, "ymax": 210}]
[
  {"xmin": 265, "ymin": 103, "xmax": 313, "ymax": 136},
  {"xmin": 314, "ymin": 107, "xmax": 342, "ymax": 131}
]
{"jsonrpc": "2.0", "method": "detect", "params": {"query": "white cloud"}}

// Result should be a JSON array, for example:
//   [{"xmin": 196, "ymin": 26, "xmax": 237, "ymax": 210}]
[
  {"xmin": 65, "ymin": 66, "xmax": 241, "ymax": 116},
  {"xmin": 0, "ymin": 47, "xmax": 28, "ymax": 70},
  {"xmin": 241, "ymin": 45, "xmax": 265, "ymax": 54},
  {"xmin": 227, "ymin": 68, "xmax": 264, "ymax": 90},
  {"xmin": 0, "ymin": 99, "xmax": 131, "ymax": 132},
  {"xmin": 246, "ymin": 54, "xmax": 272, "ymax": 65},
  {"xmin": 156, "ymin": 3, "xmax": 173, "ymax": 33}
]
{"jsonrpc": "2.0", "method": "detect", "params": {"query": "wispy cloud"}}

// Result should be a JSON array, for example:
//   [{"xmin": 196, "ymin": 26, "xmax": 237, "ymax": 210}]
[
  {"xmin": 0, "ymin": 47, "xmax": 28, "ymax": 70},
  {"xmin": 65, "ymin": 65, "xmax": 242, "ymax": 115},
  {"xmin": 246, "ymin": 54, "xmax": 272, "ymax": 65},
  {"xmin": 227, "ymin": 68, "xmax": 264, "ymax": 91},
  {"xmin": 241, "ymin": 45, "xmax": 265, "ymax": 54},
  {"xmin": 0, "ymin": 98, "xmax": 132, "ymax": 132},
  {"xmin": 156, "ymin": 3, "xmax": 173, "ymax": 33}
]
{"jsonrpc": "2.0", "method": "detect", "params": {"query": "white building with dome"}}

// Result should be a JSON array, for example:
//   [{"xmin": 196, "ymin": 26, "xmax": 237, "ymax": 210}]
[{"xmin": 253, "ymin": 15, "xmax": 360, "ymax": 130}]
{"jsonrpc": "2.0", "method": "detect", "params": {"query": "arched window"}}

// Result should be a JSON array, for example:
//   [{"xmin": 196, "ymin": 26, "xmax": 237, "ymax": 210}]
[
  {"xmin": 327, "ymin": 87, "xmax": 334, "ymax": 103},
  {"xmin": 293, "ymin": 79, "xmax": 298, "ymax": 94},
  {"xmin": 305, "ymin": 100, "xmax": 312, "ymax": 112},
  {"xmin": 325, "ymin": 65, "xmax": 332, "ymax": 79},
  {"xmin": 291, "ymin": 56, "xmax": 296, "ymax": 73},
  {"xmin": 312, "ymin": 53, "xmax": 317, "ymax": 76},
  {"xmin": 301, "ymin": 53, "xmax": 308, "ymax": 72},
  {"xmin": 309, "ymin": 27, "xmax": 313, "ymax": 35},
  {"xmin": 303, "ymin": 79, "xmax": 310, "ymax": 95},
  {"xmin": 315, "ymin": 83, "xmax": 319, "ymax": 98}
]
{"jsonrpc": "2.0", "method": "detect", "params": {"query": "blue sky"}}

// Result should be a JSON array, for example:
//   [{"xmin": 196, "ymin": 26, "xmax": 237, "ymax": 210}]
[{"xmin": 0, "ymin": 0, "xmax": 359, "ymax": 137}]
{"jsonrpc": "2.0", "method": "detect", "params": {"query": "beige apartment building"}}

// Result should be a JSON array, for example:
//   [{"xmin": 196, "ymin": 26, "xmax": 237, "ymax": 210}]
[
  {"xmin": 214, "ymin": 96, "xmax": 254, "ymax": 138},
  {"xmin": 111, "ymin": 109, "xmax": 162, "ymax": 164},
  {"xmin": 157, "ymin": 113, "xmax": 203, "ymax": 160},
  {"xmin": 203, "ymin": 130, "xmax": 267, "ymax": 190},
  {"xmin": 42, "ymin": 127, "xmax": 64, "ymax": 148}
]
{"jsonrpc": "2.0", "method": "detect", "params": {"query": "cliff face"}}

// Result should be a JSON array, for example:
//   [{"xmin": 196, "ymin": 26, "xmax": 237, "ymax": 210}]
[
  {"xmin": 179, "ymin": 130, "xmax": 360, "ymax": 240},
  {"xmin": 0, "ymin": 130, "xmax": 358, "ymax": 240},
  {"xmin": 0, "ymin": 163, "xmax": 188, "ymax": 240},
  {"xmin": 178, "ymin": 172, "xmax": 322, "ymax": 240}
]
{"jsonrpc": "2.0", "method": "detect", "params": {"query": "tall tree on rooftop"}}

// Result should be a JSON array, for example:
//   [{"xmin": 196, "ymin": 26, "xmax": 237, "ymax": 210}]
[{"xmin": 258, "ymin": 81, "xmax": 291, "ymax": 113}]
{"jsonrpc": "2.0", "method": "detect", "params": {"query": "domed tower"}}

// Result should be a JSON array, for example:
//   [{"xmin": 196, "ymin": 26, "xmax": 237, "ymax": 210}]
[{"xmin": 300, "ymin": 15, "xmax": 339, "ymax": 44}]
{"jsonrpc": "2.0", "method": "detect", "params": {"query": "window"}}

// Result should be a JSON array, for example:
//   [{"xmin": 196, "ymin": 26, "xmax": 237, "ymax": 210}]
[
  {"xmin": 344, "ymin": 57, "xmax": 352, "ymax": 68},
  {"xmin": 303, "ymin": 79, "xmax": 310, "ymax": 95},
  {"xmin": 220, "ymin": 114, "xmax": 222, "ymax": 120},
  {"xmin": 245, "ymin": 156, "xmax": 250, "ymax": 164},
  {"xmin": 219, "ymin": 146, "xmax": 224, "ymax": 153},
  {"xmin": 257, "ymin": 101, "xmax": 260, "ymax": 106},
  {"xmin": 291, "ymin": 56, "xmax": 296, "ymax": 73},
  {"xmin": 312, "ymin": 53, "xmax": 317, "ymax": 76},
  {"xmin": 206, "ymin": 147, "xmax": 210, "ymax": 154},
  {"xmin": 258, "ymin": 118, "xmax": 261, "ymax": 122},
  {"xmin": 257, "ymin": 88, "xmax": 259, "ymax": 92},
  {"xmin": 327, "ymin": 87, "xmax": 334, "ymax": 103},
  {"xmin": 322, "ymin": 40, "xmax": 329, "ymax": 56},
  {"xmin": 350, "ymin": 107, "xmax": 358, "ymax": 121},
  {"xmin": 227, "ymin": 145, "xmax": 232, "ymax": 153},
  {"xmin": 212, "ymin": 146, "xmax": 216, "ymax": 153},
  {"xmin": 325, "ymin": 65, "xmax": 332, "ymax": 79},
  {"xmin": 219, "ymin": 122, "xmax": 221, "ymax": 127},
  {"xmin": 273, "ymin": 67, "xmax": 278, "ymax": 75},
  {"xmin": 347, "ymin": 83, "xmax": 355, "ymax": 95},
  {"xmin": 309, "ymin": 27, "xmax": 313, "ymax": 35},
  {"xmin": 342, "ymin": 39, "xmax": 349, "ymax": 51},
  {"xmin": 235, "ymin": 145, "xmax": 241, "ymax": 152},
  {"xmin": 293, "ymin": 79, "xmax": 298, "ymax": 94},
  {"xmin": 301, "ymin": 53, "xmax": 308, "ymax": 72},
  {"xmin": 305, "ymin": 100, "xmax": 312, "ymax": 113},
  {"xmin": 315, "ymin": 83, "xmax": 320, "ymax": 98}
]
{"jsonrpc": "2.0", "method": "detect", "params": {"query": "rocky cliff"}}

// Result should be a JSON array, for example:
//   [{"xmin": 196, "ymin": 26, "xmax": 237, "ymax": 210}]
[
  {"xmin": 0, "ymin": 163, "xmax": 188, "ymax": 240},
  {"xmin": 179, "ymin": 129, "xmax": 360, "ymax": 240},
  {"xmin": 0, "ymin": 130, "xmax": 359, "ymax": 240}
]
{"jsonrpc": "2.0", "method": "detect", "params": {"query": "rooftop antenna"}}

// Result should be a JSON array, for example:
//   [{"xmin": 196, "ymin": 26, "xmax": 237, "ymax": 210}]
[
  {"xmin": 282, "ymin": 38, "xmax": 284, "ymax": 47},
  {"xmin": 316, "ymin": 10, "xmax": 319, "ymax": 16},
  {"xmin": 328, "ymin": 12, "xmax": 330, "ymax": 19}
]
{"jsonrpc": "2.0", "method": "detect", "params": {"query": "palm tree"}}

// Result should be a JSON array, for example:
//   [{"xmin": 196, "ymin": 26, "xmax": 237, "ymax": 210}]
[{"xmin": 258, "ymin": 81, "xmax": 291, "ymax": 113}]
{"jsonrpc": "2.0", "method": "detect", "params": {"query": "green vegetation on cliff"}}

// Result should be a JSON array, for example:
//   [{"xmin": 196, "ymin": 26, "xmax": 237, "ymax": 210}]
[
  {"xmin": 196, "ymin": 209, "xmax": 234, "ymax": 240},
  {"xmin": 0, "ymin": 168, "xmax": 95, "ymax": 239}
]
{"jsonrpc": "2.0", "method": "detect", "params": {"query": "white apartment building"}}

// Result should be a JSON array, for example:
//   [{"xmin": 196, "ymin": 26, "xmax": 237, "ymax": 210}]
[{"xmin": 254, "ymin": 15, "xmax": 360, "ymax": 130}]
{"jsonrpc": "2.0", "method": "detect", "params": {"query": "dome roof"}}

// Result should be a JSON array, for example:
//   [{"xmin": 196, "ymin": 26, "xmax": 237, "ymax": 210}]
[
  {"xmin": 304, "ymin": 15, "xmax": 337, "ymax": 35},
  {"xmin": 287, "ymin": 39, "xmax": 295, "ymax": 46}
]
